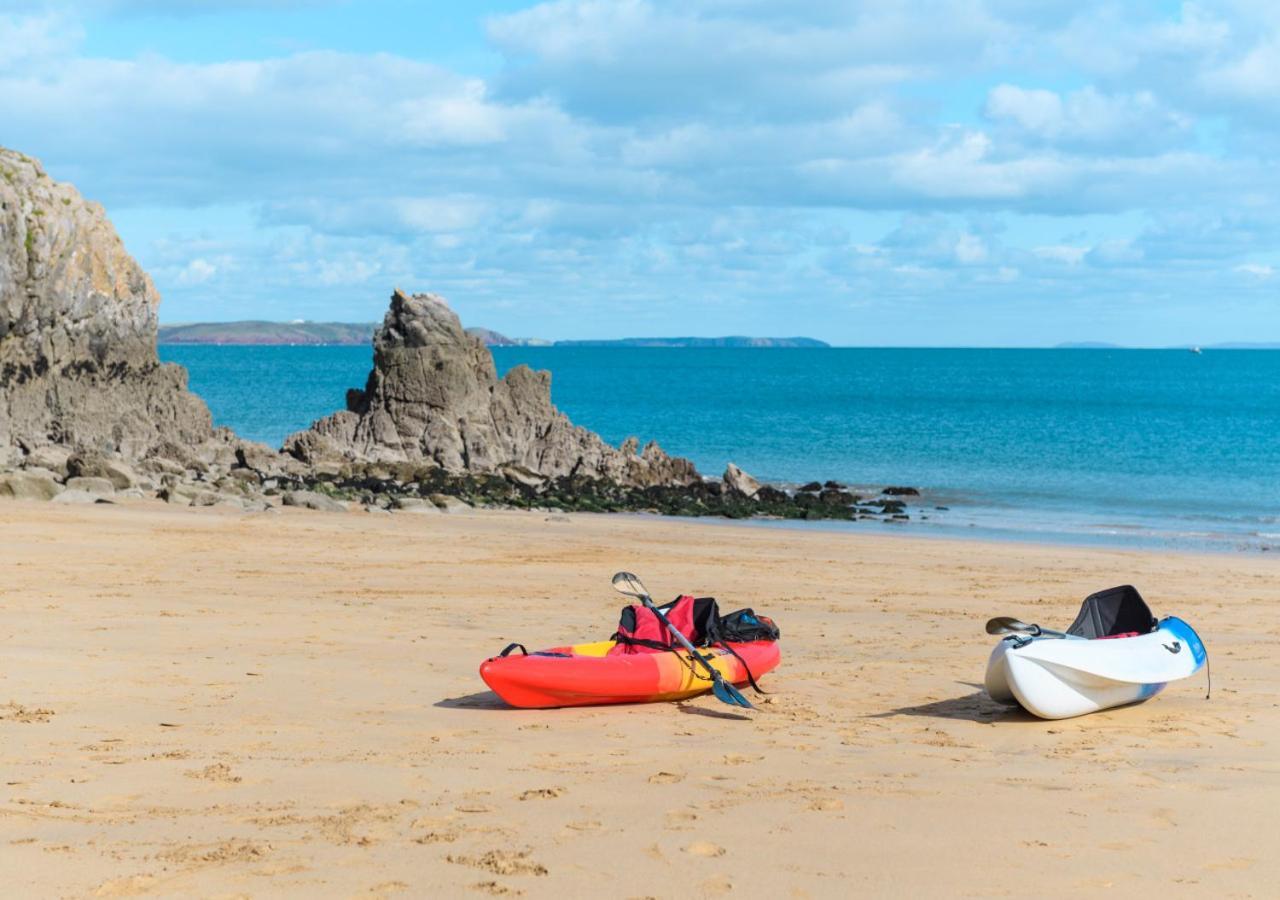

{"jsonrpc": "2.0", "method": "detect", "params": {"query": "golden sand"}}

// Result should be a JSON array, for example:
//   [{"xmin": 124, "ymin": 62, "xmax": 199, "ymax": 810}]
[{"xmin": 2, "ymin": 500, "xmax": 1276, "ymax": 897}]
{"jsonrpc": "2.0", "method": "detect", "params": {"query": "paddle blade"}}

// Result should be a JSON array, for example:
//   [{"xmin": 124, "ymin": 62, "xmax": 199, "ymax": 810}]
[
  {"xmin": 985, "ymin": 616, "xmax": 1040, "ymax": 636},
  {"xmin": 611, "ymin": 571, "xmax": 648, "ymax": 600},
  {"xmin": 712, "ymin": 678, "xmax": 755, "ymax": 709}
]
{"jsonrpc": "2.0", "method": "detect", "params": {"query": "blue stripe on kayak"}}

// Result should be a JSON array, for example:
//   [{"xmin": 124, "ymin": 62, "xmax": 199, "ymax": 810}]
[
  {"xmin": 1137, "ymin": 681, "xmax": 1166, "ymax": 700},
  {"xmin": 1160, "ymin": 616, "xmax": 1207, "ymax": 670}
]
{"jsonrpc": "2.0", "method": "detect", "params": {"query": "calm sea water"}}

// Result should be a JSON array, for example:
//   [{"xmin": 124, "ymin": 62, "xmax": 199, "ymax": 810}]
[{"xmin": 158, "ymin": 345, "xmax": 1280, "ymax": 552}]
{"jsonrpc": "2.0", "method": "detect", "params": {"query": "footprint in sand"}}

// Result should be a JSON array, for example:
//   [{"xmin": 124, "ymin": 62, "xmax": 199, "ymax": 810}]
[
  {"xmin": 807, "ymin": 797, "xmax": 844, "ymax": 812},
  {"xmin": 648, "ymin": 771, "xmax": 684, "ymax": 784},
  {"xmin": 700, "ymin": 874, "xmax": 733, "ymax": 895},
  {"xmin": 665, "ymin": 809, "xmax": 699, "ymax": 831},
  {"xmin": 517, "ymin": 787, "xmax": 564, "ymax": 801},
  {"xmin": 470, "ymin": 882, "xmax": 522, "ymax": 896},
  {"xmin": 159, "ymin": 839, "xmax": 270, "ymax": 865},
  {"xmin": 684, "ymin": 841, "xmax": 726, "ymax": 858},
  {"xmin": 447, "ymin": 850, "xmax": 548, "ymax": 877},
  {"xmin": 92, "ymin": 873, "xmax": 158, "ymax": 896},
  {"xmin": 183, "ymin": 762, "xmax": 242, "ymax": 783},
  {"xmin": 0, "ymin": 702, "xmax": 55, "ymax": 723},
  {"xmin": 563, "ymin": 820, "xmax": 602, "ymax": 833},
  {"xmin": 412, "ymin": 831, "xmax": 459, "ymax": 845}
]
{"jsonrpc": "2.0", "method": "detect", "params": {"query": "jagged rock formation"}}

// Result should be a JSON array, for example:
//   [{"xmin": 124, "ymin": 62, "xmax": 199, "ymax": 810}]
[
  {"xmin": 284, "ymin": 289, "xmax": 701, "ymax": 487},
  {"xmin": 0, "ymin": 146, "xmax": 214, "ymax": 458}
]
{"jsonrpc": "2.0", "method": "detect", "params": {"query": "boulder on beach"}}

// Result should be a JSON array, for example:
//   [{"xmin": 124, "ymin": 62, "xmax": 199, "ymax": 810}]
[
  {"xmin": 284, "ymin": 289, "xmax": 702, "ymax": 489},
  {"xmin": 723, "ymin": 462, "xmax": 761, "ymax": 498},
  {"xmin": 0, "ymin": 470, "xmax": 63, "ymax": 500}
]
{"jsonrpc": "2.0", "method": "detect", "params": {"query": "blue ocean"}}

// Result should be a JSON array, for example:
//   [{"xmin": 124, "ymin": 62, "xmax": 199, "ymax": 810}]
[{"xmin": 158, "ymin": 345, "xmax": 1280, "ymax": 552}]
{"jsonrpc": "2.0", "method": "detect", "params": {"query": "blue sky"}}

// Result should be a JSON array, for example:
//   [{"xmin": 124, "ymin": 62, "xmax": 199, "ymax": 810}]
[{"xmin": 2, "ymin": 0, "xmax": 1278, "ymax": 345}]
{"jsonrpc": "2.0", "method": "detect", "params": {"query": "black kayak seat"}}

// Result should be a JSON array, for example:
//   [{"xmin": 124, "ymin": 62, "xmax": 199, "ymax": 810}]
[{"xmin": 1066, "ymin": 585, "xmax": 1158, "ymax": 639}]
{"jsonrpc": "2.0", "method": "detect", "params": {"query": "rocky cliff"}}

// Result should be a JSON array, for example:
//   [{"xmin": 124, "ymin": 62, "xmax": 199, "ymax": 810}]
[
  {"xmin": 0, "ymin": 147, "xmax": 214, "ymax": 459},
  {"xmin": 284, "ymin": 289, "xmax": 701, "ymax": 487}
]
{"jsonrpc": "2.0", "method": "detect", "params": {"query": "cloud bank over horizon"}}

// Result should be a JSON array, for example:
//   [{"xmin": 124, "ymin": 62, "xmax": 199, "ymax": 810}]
[{"xmin": 1, "ymin": 0, "xmax": 1277, "ymax": 345}]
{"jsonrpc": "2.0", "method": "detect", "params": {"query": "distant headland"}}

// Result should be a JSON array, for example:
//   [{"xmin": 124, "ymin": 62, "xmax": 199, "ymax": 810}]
[{"xmin": 158, "ymin": 321, "xmax": 830, "ymax": 348}]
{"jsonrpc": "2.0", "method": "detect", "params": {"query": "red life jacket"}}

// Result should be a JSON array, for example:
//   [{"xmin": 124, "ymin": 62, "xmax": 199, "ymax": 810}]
[{"xmin": 608, "ymin": 595, "xmax": 718, "ymax": 655}]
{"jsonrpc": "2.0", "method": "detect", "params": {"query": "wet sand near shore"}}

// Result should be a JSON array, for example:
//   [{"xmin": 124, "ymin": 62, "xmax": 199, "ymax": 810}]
[{"xmin": 2, "ymin": 500, "xmax": 1277, "ymax": 897}]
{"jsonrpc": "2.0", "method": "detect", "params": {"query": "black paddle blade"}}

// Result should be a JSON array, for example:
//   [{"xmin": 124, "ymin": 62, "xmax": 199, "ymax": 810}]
[
  {"xmin": 985, "ymin": 616, "xmax": 1040, "ymax": 636},
  {"xmin": 713, "ymin": 678, "xmax": 755, "ymax": 709}
]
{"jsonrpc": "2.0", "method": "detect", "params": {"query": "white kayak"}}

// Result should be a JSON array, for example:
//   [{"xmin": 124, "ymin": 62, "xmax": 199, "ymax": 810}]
[{"xmin": 984, "ymin": 586, "xmax": 1207, "ymax": 720}]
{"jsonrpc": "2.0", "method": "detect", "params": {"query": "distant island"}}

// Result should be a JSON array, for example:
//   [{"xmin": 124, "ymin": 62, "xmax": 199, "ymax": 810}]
[
  {"xmin": 159, "ymin": 321, "xmax": 376, "ymax": 345},
  {"xmin": 1056, "ymin": 341, "xmax": 1280, "ymax": 350},
  {"xmin": 158, "ymin": 320, "xmax": 829, "ymax": 348},
  {"xmin": 555, "ymin": 336, "xmax": 830, "ymax": 348}
]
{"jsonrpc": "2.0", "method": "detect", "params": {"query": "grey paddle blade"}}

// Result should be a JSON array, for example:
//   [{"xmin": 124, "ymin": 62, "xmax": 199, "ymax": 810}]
[
  {"xmin": 611, "ymin": 571, "xmax": 649, "ymax": 601},
  {"xmin": 985, "ymin": 616, "xmax": 1041, "ymax": 636},
  {"xmin": 713, "ymin": 678, "xmax": 755, "ymax": 709}
]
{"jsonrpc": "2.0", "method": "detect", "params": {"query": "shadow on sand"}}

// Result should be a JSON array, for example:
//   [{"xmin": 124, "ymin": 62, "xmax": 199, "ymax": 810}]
[
  {"xmin": 435, "ymin": 692, "xmax": 753, "ymax": 719},
  {"xmin": 434, "ymin": 690, "xmax": 511, "ymax": 711},
  {"xmin": 869, "ymin": 683, "xmax": 1040, "ymax": 724},
  {"xmin": 677, "ymin": 701, "xmax": 752, "ymax": 722}
]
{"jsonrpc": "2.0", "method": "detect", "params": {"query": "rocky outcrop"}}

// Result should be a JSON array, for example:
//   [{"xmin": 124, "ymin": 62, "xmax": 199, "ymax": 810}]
[
  {"xmin": 0, "ymin": 149, "xmax": 930, "ymax": 526},
  {"xmin": 723, "ymin": 462, "xmax": 761, "ymax": 498},
  {"xmin": 284, "ymin": 289, "xmax": 701, "ymax": 488},
  {"xmin": 0, "ymin": 147, "xmax": 214, "ymax": 459}
]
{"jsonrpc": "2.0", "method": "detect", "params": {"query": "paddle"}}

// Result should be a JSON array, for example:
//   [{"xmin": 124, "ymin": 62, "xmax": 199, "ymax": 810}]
[
  {"xmin": 985, "ymin": 616, "xmax": 1085, "ymax": 640},
  {"xmin": 611, "ymin": 571, "xmax": 754, "ymax": 710}
]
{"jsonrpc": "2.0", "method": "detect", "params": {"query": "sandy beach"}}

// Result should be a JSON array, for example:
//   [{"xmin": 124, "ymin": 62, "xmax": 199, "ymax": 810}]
[{"xmin": 2, "ymin": 500, "xmax": 1277, "ymax": 898}]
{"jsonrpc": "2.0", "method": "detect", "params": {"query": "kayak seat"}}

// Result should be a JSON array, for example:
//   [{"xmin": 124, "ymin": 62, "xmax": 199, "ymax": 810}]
[
  {"xmin": 1093, "ymin": 631, "xmax": 1141, "ymax": 640},
  {"xmin": 1067, "ymin": 585, "xmax": 1158, "ymax": 639}
]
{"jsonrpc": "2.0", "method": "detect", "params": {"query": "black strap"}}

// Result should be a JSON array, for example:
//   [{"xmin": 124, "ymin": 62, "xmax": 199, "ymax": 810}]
[
  {"xmin": 717, "ymin": 642, "xmax": 768, "ymax": 694},
  {"xmin": 610, "ymin": 632, "xmax": 673, "ymax": 652},
  {"xmin": 498, "ymin": 643, "xmax": 527, "ymax": 657}
]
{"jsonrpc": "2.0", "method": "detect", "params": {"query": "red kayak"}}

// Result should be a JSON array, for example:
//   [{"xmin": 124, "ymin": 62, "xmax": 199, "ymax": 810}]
[{"xmin": 479, "ymin": 639, "xmax": 781, "ymax": 709}]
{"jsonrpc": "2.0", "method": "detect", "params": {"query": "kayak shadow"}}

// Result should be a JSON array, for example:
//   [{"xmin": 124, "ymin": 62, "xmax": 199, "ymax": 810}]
[
  {"xmin": 677, "ymin": 701, "xmax": 752, "ymax": 722},
  {"xmin": 870, "ymin": 685, "xmax": 1039, "ymax": 724},
  {"xmin": 435, "ymin": 690, "xmax": 511, "ymax": 711}
]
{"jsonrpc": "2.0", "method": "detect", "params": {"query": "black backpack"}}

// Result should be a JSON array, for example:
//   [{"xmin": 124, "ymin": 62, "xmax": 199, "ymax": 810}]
[
  {"xmin": 712, "ymin": 608, "xmax": 781, "ymax": 643},
  {"xmin": 703, "ymin": 604, "xmax": 780, "ymax": 696}
]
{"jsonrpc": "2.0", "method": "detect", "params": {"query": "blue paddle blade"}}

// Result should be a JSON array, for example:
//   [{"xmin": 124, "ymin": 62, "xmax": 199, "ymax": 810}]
[{"xmin": 712, "ymin": 678, "xmax": 755, "ymax": 710}]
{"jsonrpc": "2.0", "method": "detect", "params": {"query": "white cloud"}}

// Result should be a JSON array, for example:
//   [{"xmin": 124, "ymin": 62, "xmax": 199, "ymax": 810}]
[
  {"xmin": 1201, "ymin": 37, "xmax": 1280, "ymax": 101},
  {"xmin": 1234, "ymin": 262, "xmax": 1274, "ymax": 278},
  {"xmin": 0, "ymin": 11, "xmax": 81, "ymax": 70},
  {"xmin": 985, "ymin": 84, "xmax": 1191, "ymax": 151},
  {"xmin": 1087, "ymin": 239, "xmax": 1144, "ymax": 266},
  {"xmin": 175, "ymin": 257, "xmax": 217, "ymax": 285},
  {"xmin": 3, "ymin": 0, "xmax": 1279, "ymax": 341},
  {"xmin": 1034, "ymin": 244, "xmax": 1087, "ymax": 265}
]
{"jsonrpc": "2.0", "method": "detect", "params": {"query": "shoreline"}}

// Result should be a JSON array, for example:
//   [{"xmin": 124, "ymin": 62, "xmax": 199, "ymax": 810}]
[
  {"xmin": 695, "ymin": 507, "xmax": 1279, "ymax": 556},
  {"xmin": 4, "ymin": 487, "xmax": 1271, "ymax": 557},
  {"xmin": 156, "ymin": 342, "xmax": 1280, "ymax": 552}
]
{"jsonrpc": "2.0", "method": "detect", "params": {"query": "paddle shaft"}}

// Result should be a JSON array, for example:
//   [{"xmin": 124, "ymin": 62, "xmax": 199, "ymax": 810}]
[
  {"xmin": 1030, "ymin": 626, "xmax": 1087, "ymax": 640},
  {"xmin": 639, "ymin": 594, "xmax": 727, "ymax": 684}
]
